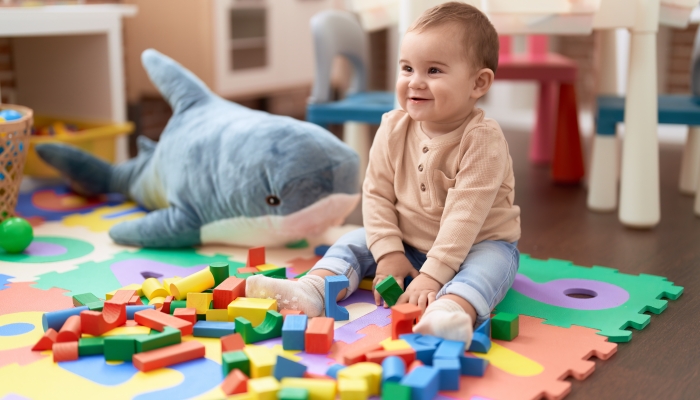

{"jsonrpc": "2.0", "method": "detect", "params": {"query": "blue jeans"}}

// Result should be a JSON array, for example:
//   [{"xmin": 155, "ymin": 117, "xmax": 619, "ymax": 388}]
[{"xmin": 311, "ymin": 227, "xmax": 519, "ymax": 324}]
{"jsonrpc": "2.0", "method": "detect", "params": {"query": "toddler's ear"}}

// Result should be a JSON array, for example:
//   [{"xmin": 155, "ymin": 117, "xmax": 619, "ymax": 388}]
[{"xmin": 471, "ymin": 68, "xmax": 495, "ymax": 99}]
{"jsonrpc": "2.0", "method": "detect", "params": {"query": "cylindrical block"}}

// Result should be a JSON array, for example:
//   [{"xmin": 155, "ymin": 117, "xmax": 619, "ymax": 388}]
[
  {"xmin": 170, "ymin": 269, "xmax": 215, "ymax": 300},
  {"xmin": 43, "ymin": 307, "xmax": 88, "ymax": 332},
  {"xmin": 126, "ymin": 305, "xmax": 155, "ymax": 319},
  {"xmin": 169, "ymin": 300, "xmax": 188, "ymax": 314},
  {"xmin": 56, "ymin": 315, "xmax": 81, "ymax": 342},
  {"xmin": 142, "ymin": 278, "xmax": 169, "ymax": 300},
  {"xmin": 53, "ymin": 341, "xmax": 79, "ymax": 362},
  {"xmin": 149, "ymin": 297, "xmax": 166, "ymax": 309},
  {"xmin": 209, "ymin": 262, "xmax": 230, "ymax": 287}
]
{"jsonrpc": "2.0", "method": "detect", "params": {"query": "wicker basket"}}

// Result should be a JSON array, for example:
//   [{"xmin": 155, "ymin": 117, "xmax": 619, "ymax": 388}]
[{"xmin": 0, "ymin": 104, "xmax": 33, "ymax": 221}]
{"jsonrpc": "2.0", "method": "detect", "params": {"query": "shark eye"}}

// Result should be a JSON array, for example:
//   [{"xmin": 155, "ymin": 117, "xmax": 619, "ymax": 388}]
[{"xmin": 266, "ymin": 195, "xmax": 281, "ymax": 206}]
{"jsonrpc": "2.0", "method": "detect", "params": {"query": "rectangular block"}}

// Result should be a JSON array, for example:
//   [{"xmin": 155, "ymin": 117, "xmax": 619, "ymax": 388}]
[
  {"xmin": 277, "ymin": 387, "xmax": 309, "ymax": 400},
  {"xmin": 133, "ymin": 341, "xmax": 205, "ymax": 372},
  {"xmin": 366, "ymin": 348, "xmax": 416, "ymax": 367},
  {"xmin": 280, "ymin": 309, "xmax": 304, "ymax": 319},
  {"xmin": 433, "ymin": 340, "xmax": 466, "ymax": 360},
  {"xmin": 105, "ymin": 284, "xmax": 142, "ymax": 300},
  {"xmin": 78, "ymin": 337, "xmax": 104, "ymax": 356},
  {"xmin": 186, "ymin": 292, "xmax": 214, "ymax": 314},
  {"xmin": 305, "ymin": 317, "xmax": 334, "ymax": 354},
  {"xmin": 380, "ymin": 338, "xmax": 412, "ymax": 351},
  {"xmin": 193, "ymin": 321, "xmax": 236, "ymax": 338},
  {"xmin": 282, "ymin": 314, "xmax": 307, "ymax": 351},
  {"xmin": 338, "ymin": 378, "xmax": 368, "ymax": 400},
  {"xmin": 206, "ymin": 309, "xmax": 230, "ymax": 322},
  {"xmin": 247, "ymin": 246, "xmax": 265, "ymax": 267},
  {"xmin": 459, "ymin": 354, "xmax": 488, "ymax": 377},
  {"xmin": 248, "ymin": 376, "xmax": 279, "ymax": 400},
  {"xmin": 243, "ymin": 345, "xmax": 276, "ymax": 378},
  {"xmin": 104, "ymin": 336, "xmax": 137, "ymax": 361},
  {"xmin": 213, "ymin": 277, "xmax": 246, "ymax": 309},
  {"xmin": 223, "ymin": 350, "xmax": 250, "ymax": 377},
  {"xmin": 433, "ymin": 358, "xmax": 461, "ymax": 391},
  {"xmin": 342, "ymin": 343, "xmax": 383, "ymax": 365},
  {"xmin": 400, "ymin": 366, "xmax": 439, "ymax": 400},
  {"xmin": 169, "ymin": 300, "xmax": 187, "ymax": 314},
  {"xmin": 108, "ymin": 289, "xmax": 138, "ymax": 305},
  {"xmin": 381, "ymin": 381, "xmax": 411, "ymax": 400},
  {"xmin": 492, "ymin": 312, "xmax": 519, "ymax": 341},
  {"xmin": 134, "ymin": 308, "xmax": 193, "ymax": 336},
  {"xmin": 221, "ymin": 332, "xmax": 245, "ymax": 352},
  {"xmin": 228, "ymin": 298, "xmax": 277, "ymax": 327},
  {"xmin": 280, "ymin": 378, "xmax": 336, "ymax": 400},
  {"xmin": 135, "ymin": 326, "xmax": 181, "ymax": 353},
  {"xmin": 72, "ymin": 293, "xmax": 101, "ymax": 307}
]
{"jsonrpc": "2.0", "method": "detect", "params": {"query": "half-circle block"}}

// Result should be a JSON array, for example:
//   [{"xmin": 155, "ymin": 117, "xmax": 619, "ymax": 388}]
[
  {"xmin": 235, "ymin": 310, "xmax": 283, "ymax": 344},
  {"xmin": 80, "ymin": 302, "xmax": 127, "ymax": 336}
]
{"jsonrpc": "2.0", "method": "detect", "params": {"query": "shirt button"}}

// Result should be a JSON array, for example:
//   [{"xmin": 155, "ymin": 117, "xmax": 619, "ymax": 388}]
[
  {"xmin": 418, "ymin": 164, "xmax": 423, "ymax": 172},
  {"xmin": 423, "ymin": 147, "xmax": 429, "ymax": 153},
  {"xmin": 420, "ymin": 183, "xmax": 426, "ymax": 191}
]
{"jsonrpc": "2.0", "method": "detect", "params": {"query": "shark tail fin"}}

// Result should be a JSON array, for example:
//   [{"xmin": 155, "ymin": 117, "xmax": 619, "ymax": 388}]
[{"xmin": 35, "ymin": 143, "xmax": 114, "ymax": 196}]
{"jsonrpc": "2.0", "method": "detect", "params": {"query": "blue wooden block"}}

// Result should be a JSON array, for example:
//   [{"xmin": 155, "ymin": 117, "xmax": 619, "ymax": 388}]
[
  {"xmin": 468, "ymin": 333, "xmax": 491, "ymax": 353},
  {"xmin": 42, "ymin": 307, "xmax": 88, "ymax": 331},
  {"xmin": 400, "ymin": 366, "xmax": 440, "ymax": 400},
  {"xmin": 273, "ymin": 355, "xmax": 307, "ymax": 381},
  {"xmin": 192, "ymin": 321, "xmax": 236, "ymax": 338},
  {"xmin": 314, "ymin": 245, "xmax": 331, "ymax": 256},
  {"xmin": 415, "ymin": 335, "xmax": 442, "ymax": 348},
  {"xmin": 325, "ymin": 363, "xmax": 346, "ymax": 379},
  {"xmin": 282, "ymin": 314, "xmax": 308, "ymax": 351},
  {"xmin": 126, "ymin": 305, "xmax": 155, "ymax": 319},
  {"xmin": 433, "ymin": 339, "xmax": 465, "ymax": 360},
  {"xmin": 475, "ymin": 318, "xmax": 491, "ymax": 337},
  {"xmin": 382, "ymin": 355, "xmax": 406, "ymax": 383},
  {"xmin": 432, "ymin": 358, "xmax": 461, "ymax": 391},
  {"xmin": 324, "ymin": 275, "xmax": 349, "ymax": 321},
  {"xmin": 400, "ymin": 334, "xmax": 437, "ymax": 365},
  {"xmin": 460, "ymin": 354, "xmax": 488, "ymax": 377}
]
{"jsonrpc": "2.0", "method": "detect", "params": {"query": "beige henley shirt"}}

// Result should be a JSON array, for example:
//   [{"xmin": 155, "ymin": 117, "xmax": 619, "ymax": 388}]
[{"xmin": 362, "ymin": 108, "xmax": 521, "ymax": 285}]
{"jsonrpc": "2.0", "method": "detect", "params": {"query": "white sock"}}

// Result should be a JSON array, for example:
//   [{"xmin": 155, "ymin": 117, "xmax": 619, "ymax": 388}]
[
  {"xmin": 413, "ymin": 298, "xmax": 474, "ymax": 345},
  {"xmin": 245, "ymin": 274, "xmax": 325, "ymax": 317}
]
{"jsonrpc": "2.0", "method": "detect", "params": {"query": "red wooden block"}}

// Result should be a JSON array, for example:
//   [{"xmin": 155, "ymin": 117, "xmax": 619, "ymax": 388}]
[
  {"xmin": 237, "ymin": 267, "xmax": 258, "ymax": 274},
  {"xmin": 305, "ymin": 317, "xmax": 334, "ymax": 354},
  {"xmin": 391, "ymin": 303, "xmax": 421, "ymax": 340},
  {"xmin": 132, "ymin": 341, "xmax": 205, "ymax": 372},
  {"xmin": 80, "ymin": 302, "xmax": 127, "ymax": 336},
  {"xmin": 128, "ymin": 295, "xmax": 143, "ymax": 305},
  {"xmin": 162, "ymin": 296, "xmax": 174, "ymax": 314},
  {"xmin": 366, "ymin": 348, "xmax": 416, "ymax": 366},
  {"xmin": 221, "ymin": 333, "xmax": 245, "ymax": 352},
  {"xmin": 56, "ymin": 315, "xmax": 81, "ymax": 342},
  {"xmin": 32, "ymin": 328, "xmax": 58, "ymax": 351},
  {"xmin": 173, "ymin": 308, "xmax": 197, "ymax": 325},
  {"xmin": 135, "ymin": 308, "xmax": 193, "ymax": 336},
  {"xmin": 246, "ymin": 246, "xmax": 265, "ymax": 267},
  {"xmin": 213, "ymin": 277, "xmax": 246, "ymax": 309},
  {"xmin": 342, "ymin": 342, "xmax": 383, "ymax": 365},
  {"xmin": 280, "ymin": 309, "xmax": 304, "ymax": 319},
  {"xmin": 52, "ymin": 341, "xmax": 79, "ymax": 362},
  {"xmin": 109, "ymin": 290, "xmax": 137, "ymax": 305},
  {"xmin": 221, "ymin": 368, "xmax": 248, "ymax": 395},
  {"xmin": 408, "ymin": 360, "xmax": 423, "ymax": 373}
]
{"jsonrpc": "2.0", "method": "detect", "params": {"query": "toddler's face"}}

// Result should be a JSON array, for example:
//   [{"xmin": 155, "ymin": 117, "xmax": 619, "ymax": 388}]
[{"xmin": 397, "ymin": 25, "xmax": 479, "ymax": 127}]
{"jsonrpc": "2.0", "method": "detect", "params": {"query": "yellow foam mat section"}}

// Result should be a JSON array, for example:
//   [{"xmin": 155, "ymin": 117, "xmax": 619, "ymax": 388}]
[{"xmin": 474, "ymin": 342, "xmax": 544, "ymax": 377}]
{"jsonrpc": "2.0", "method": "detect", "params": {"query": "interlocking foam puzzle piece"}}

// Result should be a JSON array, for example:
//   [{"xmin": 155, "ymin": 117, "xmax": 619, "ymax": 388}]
[
  {"xmin": 0, "ymin": 282, "xmax": 73, "ymax": 316},
  {"xmin": 1, "ymin": 273, "xmax": 13, "ymax": 291},
  {"xmin": 440, "ymin": 315, "xmax": 617, "ymax": 400},
  {"xmin": 285, "ymin": 257, "xmax": 322, "ymax": 278},
  {"xmin": 495, "ymin": 255, "xmax": 684, "ymax": 342},
  {"xmin": 0, "ymin": 312, "xmax": 48, "ymax": 368},
  {"xmin": 0, "ymin": 236, "xmax": 94, "ymax": 265},
  {"xmin": 16, "ymin": 185, "xmax": 125, "ymax": 221},
  {"xmin": 62, "ymin": 203, "xmax": 148, "ymax": 232}
]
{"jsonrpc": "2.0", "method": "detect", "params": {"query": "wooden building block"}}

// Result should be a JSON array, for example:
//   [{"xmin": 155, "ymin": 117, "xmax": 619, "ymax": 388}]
[
  {"xmin": 381, "ymin": 355, "xmax": 406, "ymax": 383},
  {"xmin": 492, "ymin": 312, "xmax": 519, "ymax": 341},
  {"xmin": 248, "ymin": 376, "xmax": 279, "ymax": 400},
  {"xmin": 342, "ymin": 343, "xmax": 383, "ymax": 365},
  {"xmin": 57, "ymin": 315, "xmax": 81, "ymax": 342},
  {"xmin": 407, "ymin": 360, "xmax": 424, "ymax": 373},
  {"xmin": 400, "ymin": 366, "xmax": 439, "ymax": 400},
  {"xmin": 376, "ymin": 276, "xmax": 403, "ymax": 307},
  {"xmin": 380, "ymin": 338, "xmax": 412, "ymax": 351},
  {"xmin": 78, "ymin": 337, "xmax": 104, "ymax": 356},
  {"xmin": 32, "ymin": 328, "xmax": 58, "ymax": 351},
  {"xmin": 280, "ymin": 309, "xmax": 304, "ymax": 319},
  {"xmin": 80, "ymin": 302, "xmax": 127, "ymax": 336},
  {"xmin": 324, "ymin": 275, "xmax": 349, "ymax": 321},
  {"xmin": 128, "ymin": 295, "xmax": 143, "ymax": 305},
  {"xmin": 169, "ymin": 268, "xmax": 216, "ymax": 300},
  {"xmin": 162, "ymin": 296, "xmax": 174, "ymax": 314},
  {"xmin": 149, "ymin": 296, "xmax": 166, "ymax": 310},
  {"xmin": 325, "ymin": 363, "xmax": 346, "ymax": 379},
  {"xmin": 400, "ymin": 334, "xmax": 438, "ymax": 365},
  {"xmin": 221, "ymin": 332, "xmax": 245, "ymax": 352},
  {"xmin": 142, "ymin": 278, "xmax": 169, "ymax": 300},
  {"xmin": 209, "ymin": 261, "xmax": 230, "ymax": 286},
  {"xmin": 237, "ymin": 267, "xmax": 259, "ymax": 275},
  {"xmin": 282, "ymin": 314, "xmax": 307, "ymax": 351},
  {"xmin": 236, "ymin": 311, "xmax": 283, "ymax": 344},
  {"xmin": 305, "ymin": 317, "xmax": 334, "ymax": 354},
  {"xmin": 206, "ymin": 309, "xmax": 229, "ymax": 321},
  {"xmin": 277, "ymin": 387, "xmax": 309, "ymax": 400},
  {"xmin": 223, "ymin": 350, "xmax": 250, "ymax": 377},
  {"xmin": 186, "ymin": 292, "xmax": 214, "ymax": 314},
  {"xmin": 132, "ymin": 340, "xmax": 206, "ymax": 372},
  {"xmin": 193, "ymin": 321, "xmax": 236, "ymax": 338},
  {"xmin": 221, "ymin": 368, "xmax": 248, "ymax": 396},
  {"xmin": 247, "ymin": 246, "xmax": 265, "ymax": 267},
  {"xmin": 273, "ymin": 355, "xmax": 307, "ymax": 381},
  {"xmin": 243, "ymin": 345, "xmax": 276, "ymax": 378},
  {"xmin": 337, "ymin": 362, "xmax": 382, "ymax": 396},
  {"xmin": 126, "ymin": 305, "xmax": 154, "ymax": 319},
  {"xmin": 93, "ymin": 325, "xmax": 150, "ymax": 337},
  {"xmin": 213, "ymin": 276, "xmax": 246, "ymax": 309},
  {"xmin": 104, "ymin": 336, "xmax": 137, "ymax": 361},
  {"xmin": 134, "ymin": 308, "xmax": 193, "ymax": 336},
  {"xmin": 173, "ymin": 307, "xmax": 197, "ymax": 325},
  {"xmin": 432, "ymin": 358, "xmax": 460, "ymax": 391},
  {"xmin": 43, "ymin": 307, "xmax": 87, "ymax": 332},
  {"xmin": 433, "ymin": 340, "xmax": 465, "ymax": 361},
  {"xmin": 228, "ymin": 298, "xmax": 277, "ymax": 327},
  {"xmin": 105, "ymin": 284, "xmax": 142, "ymax": 300},
  {"xmin": 338, "ymin": 378, "xmax": 368, "ymax": 400},
  {"xmin": 52, "ymin": 341, "xmax": 78, "ymax": 362},
  {"xmin": 381, "ymin": 382, "xmax": 411, "ymax": 400},
  {"xmin": 72, "ymin": 293, "xmax": 101, "ymax": 307},
  {"xmin": 280, "ymin": 378, "xmax": 336, "ymax": 400},
  {"xmin": 366, "ymin": 348, "xmax": 416, "ymax": 366},
  {"xmin": 162, "ymin": 277, "xmax": 181, "ymax": 295},
  {"xmin": 134, "ymin": 326, "xmax": 181, "ymax": 353},
  {"xmin": 359, "ymin": 278, "xmax": 374, "ymax": 291},
  {"xmin": 469, "ymin": 319, "xmax": 492, "ymax": 353},
  {"xmin": 391, "ymin": 304, "xmax": 421, "ymax": 340},
  {"xmin": 108, "ymin": 289, "xmax": 138, "ymax": 305},
  {"xmin": 459, "ymin": 354, "xmax": 488, "ymax": 377}
]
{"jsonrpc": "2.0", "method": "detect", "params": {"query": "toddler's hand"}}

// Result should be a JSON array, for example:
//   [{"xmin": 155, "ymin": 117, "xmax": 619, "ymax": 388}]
[
  {"xmin": 397, "ymin": 273, "xmax": 442, "ymax": 313},
  {"xmin": 373, "ymin": 252, "xmax": 419, "ymax": 307}
]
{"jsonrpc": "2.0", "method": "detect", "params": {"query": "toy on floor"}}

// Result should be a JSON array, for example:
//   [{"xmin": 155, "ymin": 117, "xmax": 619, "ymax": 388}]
[
  {"xmin": 0, "ymin": 217, "xmax": 34, "ymax": 253},
  {"xmin": 34, "ymin": 49, "xmax": 361, "ymax": 248}
]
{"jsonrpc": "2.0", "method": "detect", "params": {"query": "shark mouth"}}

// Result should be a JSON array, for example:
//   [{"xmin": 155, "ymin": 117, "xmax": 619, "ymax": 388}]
[{"xmin": 200, "ymin": 192, "xmax": 361, "ymax": 247}]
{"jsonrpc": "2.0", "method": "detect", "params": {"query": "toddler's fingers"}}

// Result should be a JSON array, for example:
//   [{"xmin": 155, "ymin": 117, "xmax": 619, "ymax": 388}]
[
  {"xmin": 408, "ymin": 293, "xmax": 420, "ymax": 307},
  {"xmin": 427, "ymin": 292, "xmax": 437, "ymax": 305},
  {"xmin": 417, "ymin": 293, "xmax": 429, "ymax": 313},
  {"xmin": 396, "ymin": 292, "xmax": 410, "ymax": 305}
]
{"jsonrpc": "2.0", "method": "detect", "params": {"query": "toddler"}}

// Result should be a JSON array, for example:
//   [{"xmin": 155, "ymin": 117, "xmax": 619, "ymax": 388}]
[{"xmin": 246, "ymin": 2, "xmax": 520, "ymax": 345}]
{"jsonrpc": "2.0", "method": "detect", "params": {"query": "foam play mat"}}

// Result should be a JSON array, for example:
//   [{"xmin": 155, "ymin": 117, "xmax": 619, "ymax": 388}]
[{"xmin": 0, "ymin": 185, "xmax": 684, "ymax": 400}]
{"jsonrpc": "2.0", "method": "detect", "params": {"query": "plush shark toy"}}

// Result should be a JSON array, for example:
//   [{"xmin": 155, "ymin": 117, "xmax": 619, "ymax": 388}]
[{"xmin": 36, "ymin": 49, "xmax": 360, "ymax": 248}]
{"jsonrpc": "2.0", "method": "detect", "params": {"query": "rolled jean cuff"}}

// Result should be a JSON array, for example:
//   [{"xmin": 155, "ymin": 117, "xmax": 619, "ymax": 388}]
[
  {"xmin": 309, "ymin": 257, "xmax": 359, "ymax": 301},
  {"xmin": 437, "ymin": 281, "xmax": 491, "ymax": 326}
]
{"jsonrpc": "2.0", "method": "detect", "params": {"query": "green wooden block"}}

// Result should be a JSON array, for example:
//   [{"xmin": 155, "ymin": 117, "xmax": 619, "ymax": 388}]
[
  {"xmin": 197, "ymin": 313, "xmax": 207, "ymax": 321},
  {"xmin": 277, "ymin": 387, "xmax": 309, "ymax": 400},
  {"xmin": 222, "ymin": 350, "xmax": 250, "ymax": 377},
  {"xmin": 169, "ymin": 300, "xmax": 187, "ymax": 314},
  {"xmin": 235, "ymin": 311, "xmax": 283, "ymax": 344},
  {"xmin": 285, "ymin": 239, "xmax": 309, "ymax": 249},
  {"xmin": 382, "ymin": 382, "xmax": 411, "ymax": 400},
  {"xmin": 78, "ymin": 337, "xmax": 104, "ymax": 356},
  {"xmin": 140, "ymin": 296, "xmax": 149, "ymax": 305},
  {"xmin": 135, "ymin": 326, "xmax": 181, "ymax": 353},
  {"xmin": 104, "ymin": 336, "xmax": 137, "ymax": 361},
  {"xmin": 72, "ymin": 293, "xmax": 101, "ymax": 307},
  {"xmin": 202, "ymin": 289, "xmax": 214, "ymax": 294},
  {"xmin": 259, "ymin": 268, "xmax": 287, "ymax": 279},
  {"xmin": 376, "ymin": 275, "xmax": 403, "ymax": 306},
  {"xmin": 86, "ymin": 300, "xmax": 104, "ymax": 311},
  {"xmin": 209, "ymin": 262, "xmax": 230, "ymax": 286},
  {"xmin": 492, "ymin": 312, "xmax": 519, "ymax": 341}
]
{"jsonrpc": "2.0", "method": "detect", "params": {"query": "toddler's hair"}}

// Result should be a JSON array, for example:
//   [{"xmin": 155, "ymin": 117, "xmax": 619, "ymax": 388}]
[{"xmin": 408, "ymin": 2, "xmax": 499, "ymax": 73}]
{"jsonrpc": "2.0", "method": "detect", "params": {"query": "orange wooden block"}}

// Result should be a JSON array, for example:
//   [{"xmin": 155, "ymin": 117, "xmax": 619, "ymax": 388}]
[
  {"xmin": 221, "ymin": 333, "xmax": 245, "ymax": 352},
  {"xmin": 132, "ymin": 341, "xmax": 205, "ymax": 372},
  {"xmin": 213, "ymin": 277, "xmax": 246, "ymax": 309},
  {"xmin": 407, "ymin": 360, "xmax": 423, "ymax": 373},
  {"xmin": 128, "ymin": 295, "xmax": 143, "ymax": 305},
  {"xmin": 56, "ymin": 315, "xmax": 81, "ymax": 342},
  {"xmin": 342, "ymin": 342, "xmax": 383, "ymax": 365},
  {"xmin": 366, "ymin": 348, "xmax": 416, "ymax": 366},
  {"xmin": 173, "ymin": 308, "xmax": 197, "ymax": 325},
  {"xmin": 305, "ymin": 317, "xmax": 334, "ymax": 354},
  {"xmin": 237, "ymin": 267, "xmax": 258, "ymax": 274},
  {"xmin": 52, "ymin": 341, "xmax": 78, "ymax": 362},
  {"xmin": 280, "ymin": 309, "xmax": 304, "ymax": 319},
  {"xmin": 32, "ymin": 328, "xmax": 58, "ymax": 351},
  {"xmin": 391, "ymin": 304, "xmax": 421, "ymax": 340},
  {"xmin": 109, "ymin": 290, "xmax": 137, "ymax": 305},
  {"xmin": 247, "ymin": 246, "xmax": 265, "ymax": 267},
  {"xmin": 221, "ymin": 368, "xmax": 248, "ymax": 395},
  {"xmin": 80, "ymin": 302, "xmax": 127, "ymax": 336},
  {"xmin": 135, "ymin": 308, "xmax": 193, "ymax": 336},
  {"xmin": 162, "ymin": 296, "xmax": 174, "ymax": 314}
]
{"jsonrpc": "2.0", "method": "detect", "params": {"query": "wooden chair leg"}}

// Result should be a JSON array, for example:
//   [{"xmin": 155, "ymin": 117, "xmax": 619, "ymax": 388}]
[{"xmin": 552, "ymin": 83, "xmax": 585, "ymax": 184}]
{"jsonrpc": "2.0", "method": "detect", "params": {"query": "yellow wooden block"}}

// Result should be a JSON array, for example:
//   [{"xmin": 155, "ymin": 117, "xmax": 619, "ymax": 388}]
[
  {"xmin": 169, "ymin": 268, "xmax": 215, "ymax": 300},
  {"xmin": 338, "ymin": 362, "xmax": 382, "ymax": 396},
  {"xmin": 380, "ymin": 338, "xmax": 412, "ymax": 351},
  {"xmin": 226, "ymin": 393, "xmax": 254, "ymax": 400},
  {"xmin": 141, "ymin": 278, "xmax": 169, "ymax": 300},
  {"xmin": 149, "ymin": 297, "xmax": 165, "ymax": 309},
  {"xmin": 206, "ymin": 309, "xmax": 229, "ymax": 322},
  {"xmin": 228, "ymin": 298, "xmax": 277, "ymax": 327},
  {"xmin": 162, "ymin": 277, "xmax": 181, "ymax": 295},
  {"xmin": 243, "ymin": 345, "xmax": 276, "ymax": 378},
  {"xmin": 247, "ymin": 376, "xmax": 279, "ymax": 400},
  {"xmin": 359, "ymin": 278, "xmax": 374, "ymax": 291},
  {"xmin": 105, "ymin": 284, "xmax": 143, "ymax": 300},
  {"xmin": 82, "ymin": 326, "xmax": 151, "ymax": 338},
  {"xmin": 187, "ymin": 292, "xmax": 214, "ymax": 314},
  {"xmin": 255, "ymin": 263, "xmax": 280, "ymax": 272},
  {"xmin": 280, "ymin": 378, "xmax": 336, "ymax": 400},
  {"xmin": 338, "ymin": 378, "xmax": 368, "ymax": 400}
]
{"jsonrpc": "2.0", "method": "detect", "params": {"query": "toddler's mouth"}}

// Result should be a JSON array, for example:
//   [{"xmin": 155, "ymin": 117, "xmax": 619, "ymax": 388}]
[{"xmin": 410, "ymin": 97, "xmax": 430, "ymax": 102}]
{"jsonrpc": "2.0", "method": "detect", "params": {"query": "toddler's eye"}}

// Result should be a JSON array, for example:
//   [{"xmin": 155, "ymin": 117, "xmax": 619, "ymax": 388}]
[
  {"xmin": 428, "ymin": 67, "xmax": 441, "ymax": 74},
  {"xmin": 402, "ymin": 65, "xmax": 413, "ymax": 72},
  {"xmin": 266, "ymin": 195, "xmax": 281, "ymax": 206}
]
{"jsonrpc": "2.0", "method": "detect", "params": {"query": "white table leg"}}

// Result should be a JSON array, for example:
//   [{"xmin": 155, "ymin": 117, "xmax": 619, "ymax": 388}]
[
  {"xmin": 680, "ymin": 126, "xmax": 700, "ymax": 195},
  {"xmin": 343, "ymin": 122, "xmax": 371, "ymax": 189}
]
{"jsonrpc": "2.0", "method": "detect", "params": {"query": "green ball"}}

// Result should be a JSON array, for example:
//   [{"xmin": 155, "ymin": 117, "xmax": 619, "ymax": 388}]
[{"xmin": 0, "ymin": 217, "xmax": 33, "ymax": 253}]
